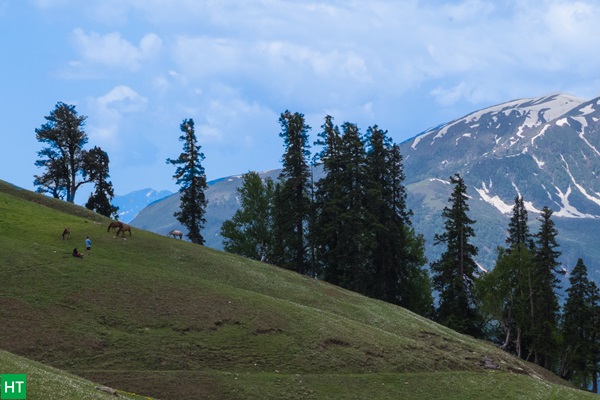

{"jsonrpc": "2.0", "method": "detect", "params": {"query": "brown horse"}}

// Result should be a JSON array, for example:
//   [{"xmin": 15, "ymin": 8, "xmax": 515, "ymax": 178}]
[
  {"xmin": 62, "ymin": 227, "xmax": 71, "ymax": 240},
  {"xmin": 107, "ymin": 221, "xmax": 123, "ymax": 232},
  {"xmin": 116, "ymin": 223, "xmax": 132, "ymax": 237},
  {"xmin": 167, "ymin": 230, "xmax": 183, "ymax": 239}
]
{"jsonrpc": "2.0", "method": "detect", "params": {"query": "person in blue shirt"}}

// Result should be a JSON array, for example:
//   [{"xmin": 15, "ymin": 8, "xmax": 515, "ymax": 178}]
[{"xmin": 86, "ymin": 236, "xmax": 91, "ymax": 255}]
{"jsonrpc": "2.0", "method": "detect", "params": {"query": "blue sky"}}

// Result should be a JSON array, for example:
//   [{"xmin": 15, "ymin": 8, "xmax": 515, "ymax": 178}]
[{"xmin": 2, "ymin": 1, "xmax": 600, "ymax": 198}]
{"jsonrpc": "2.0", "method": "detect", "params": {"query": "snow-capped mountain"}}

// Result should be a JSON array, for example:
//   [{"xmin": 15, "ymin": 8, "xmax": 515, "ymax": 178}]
[
  {"xmin": 112, "ymin": 188, "xmax": 173, "ymax": 223},
  {"xmin": 131, "ymin": 93, "xmax": 600, "ymax": 281},
  {"xmin": 404, "ymin": 93, "xmax": 600, "ymax": 220},
  {"xmin": 402, "ymin": 93, "xmax": 600, "ymax": 277}
]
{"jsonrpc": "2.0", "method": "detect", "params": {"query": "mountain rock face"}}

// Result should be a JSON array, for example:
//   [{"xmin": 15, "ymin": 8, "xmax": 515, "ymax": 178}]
[
  {"xmin": 112, "ymin": 188, "xmax": 173, "ymax": 223},
  {"xmin": 132, "ymin": 93, "xmax": 600, "ymax": 281}
]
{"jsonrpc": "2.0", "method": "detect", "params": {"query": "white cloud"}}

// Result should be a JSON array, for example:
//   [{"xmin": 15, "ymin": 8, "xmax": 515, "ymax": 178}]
[
  {"xmin": 96, "ymin": 85, "xmax": 148, "ymax": 113},
  {"xmin": 72, "ymin": 28, "xmax": 162, "ymax": 70},
  {"xmin": 87, "ymin": 85, "xmax": 148, "ymax": 144}
]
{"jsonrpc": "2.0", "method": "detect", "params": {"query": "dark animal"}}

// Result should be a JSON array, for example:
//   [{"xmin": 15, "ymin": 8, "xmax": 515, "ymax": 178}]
[
  {"xmin": 167, "ymin": 230, "xmax": 183, "ymax": 239},
  {"xmin": 62, "ymin": 227, "xmax": 71, "ymax": 240},
  {"xmin": 116, "ymin": 224, "xmax": 132, "ymax": 237},
  {"xmin": 107, "ymin": 221, "xmax": 123, "ymax": 232}
]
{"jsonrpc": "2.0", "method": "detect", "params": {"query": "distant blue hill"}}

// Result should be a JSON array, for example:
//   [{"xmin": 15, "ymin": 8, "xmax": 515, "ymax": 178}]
[{"xmin": 112, "ymin": 188, "xmax": 173, "ymax": 223}]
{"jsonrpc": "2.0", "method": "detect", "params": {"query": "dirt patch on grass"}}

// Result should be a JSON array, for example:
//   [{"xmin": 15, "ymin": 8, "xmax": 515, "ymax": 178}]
[
  {"xmin": 323, "ymin": 338, "xmax": 352, "ymax": 347},
  {"xmin": 253, "ymin": 328, "xmax": 283, "ymax": 335}
]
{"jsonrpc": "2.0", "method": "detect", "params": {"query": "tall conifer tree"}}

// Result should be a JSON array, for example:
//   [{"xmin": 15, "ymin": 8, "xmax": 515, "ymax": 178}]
[
  {"xmin": 314, "ymin": 116, "xmax": 345, "ymax": 283},
  {"xmin": 167, "ymin": 118, "xmax": 208, "ymax": 245},
  {"xmin": 561, "ymin": 258, "xmax": 597, "ymax": 388},
  {"xmin": 481, "ymin": 196, "xmax": 534, "ymax": 356},
  {"xmin": 531, "ymin": 206, "xmax": 563, "ymax": 369},
  {"xmin": 84, "ymin": 146, "xmax": 119, "ymax": 219},
  {"xmin": 275, "ymin": 110, "xmax": 312, "ymax": 274},
  {"xmin": 431, "ymin": 174, "xmax": 483, "ymax": 337}
]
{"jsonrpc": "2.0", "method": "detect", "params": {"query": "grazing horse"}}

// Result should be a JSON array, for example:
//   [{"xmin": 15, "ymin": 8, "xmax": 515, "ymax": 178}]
[
  {"xmin": 168, "ymin": 230, "xmax": 183, "ymax": 239},
  {"xmin": 116, "ymin": 223, "xmax": 132, "ymax": 237},
  {"xmin": 62, "ymin": 227, "xmax": 71, "ymax": 240},
  {"xmin": 107, "ymin": 221, "xmax": 123, "ymax": 233}
]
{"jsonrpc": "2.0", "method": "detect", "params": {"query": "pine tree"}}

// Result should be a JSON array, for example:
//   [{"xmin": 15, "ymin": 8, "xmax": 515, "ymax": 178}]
[
  {"xmin": 221, "ymin": 171, "xmax": 275, "ymax": 261},
  {"xmin": 365, "ymin": 126, "xmax": 431, "ymax": 311},
  {"xmin": 506, "ymin": 196, "xmax": 533, "ymax": 250},
  {"xmin": 275, "ymin": 110, "xmax": 312, "ymax": 274},
  {"xmin": 313, "ymin": 115, "xmax": 345, "ymax": 283},
  {"xmin": 34, "ymin": 102, "xmax": 92, "ymax": 203},
  {"xmin": 531, "ymin": 206, "xmax": 563, "ymax": 369},
  {"xmin": 431, "ymin": 174, "xmax": 483, "ymax": 337},
  {"xmin": 481, "ymin": 196, "xmax": 534, "ymax": 356},
  {"xmin": 560, "ymin": 259, "xmax": 596, "ymax": 388},
  {"xmin": 167, "ymin": 118, "xmax": 208, "ymax": 245},
  {"xmin": 333, "ymin": 122, "xmax": 372, "ymax": 293},
  {"xmin": 83, "ymin": 146, "xmax": 119, "ymax": 219}
]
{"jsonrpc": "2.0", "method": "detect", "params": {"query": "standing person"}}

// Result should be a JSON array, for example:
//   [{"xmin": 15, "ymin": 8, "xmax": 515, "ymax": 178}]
[{"xmin": 86, "ymin": 236, "xmax": 91, "ymax": 255}]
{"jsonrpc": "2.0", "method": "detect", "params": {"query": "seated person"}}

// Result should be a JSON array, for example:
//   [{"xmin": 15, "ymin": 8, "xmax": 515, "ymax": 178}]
[{"xmin": 72, "ymin": 248, "xmax": 83, "ymax": 258}]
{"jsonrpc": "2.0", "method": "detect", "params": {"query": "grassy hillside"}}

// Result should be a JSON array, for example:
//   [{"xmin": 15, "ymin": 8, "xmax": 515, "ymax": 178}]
[
  {"xmin": 0, "ymin": 349, "xmax": 150, "ymax": 399},
  {"xmin": 0, "ymin": 180, "xmax": 595, "ymax": 399}
]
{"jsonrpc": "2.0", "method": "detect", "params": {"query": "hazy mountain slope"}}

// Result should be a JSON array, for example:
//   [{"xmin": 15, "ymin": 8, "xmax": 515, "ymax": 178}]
[
  {"xmin": 112, "ymin": 188, "xmax": 172, "ymax": 223},
  {"xmin": 132, "ymin": 169, "xmax": 284, "ymax": 247},
  {"xmin": 0, "ymin": 180, "xmax": 593, "ymax": 400}
]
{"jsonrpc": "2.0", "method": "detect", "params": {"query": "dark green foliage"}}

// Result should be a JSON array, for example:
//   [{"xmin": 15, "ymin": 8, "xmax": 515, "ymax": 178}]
[
  {"xmin": 506, "ymin": 196, "xmax": 533, "ymax": 250},
  {"xmin": 530, "ymin": 206, "xmax": 563, "ymax": 369},
  {"xmin": 312, "ymin": 117, "xmax": 432, "ymax": 315},
  {"xmin": 431, "ymin": 174, "xmax": 483, "ymax": 337},
  {"xmin": 480, "ymin": 196, "xmax": 534, "ymax": 356},
  {"xmin": 314, "ymin": 119, "xmax": 371, "ymax": 291},
  {"xmin": 34, "ymin": 102, "xmax": 89, "ymax": 203},
  {"xmin": 83, "ymin": 146, "xmax": 119, "ymax": 219},
  {"xmin": 221, "ymin": 171, "xmax": 275, "ymax": 261},
  {"xmin": 560, "ymin": 259, "xmax": 599, "ymax": 390},
  {"xmin": 274, "ymin": 110, "xmax": 312, "ymax": 273},
  {"xmin": 480, "ymin": 244, "xmax": 534, "ymax": 357},
  {"xmin": 365, "ymin": 126, "xmax": 431, "ymax": 311},
  {"xmin": 167, "ymin": 118, "xmax": 208, "ymax": 245},
  {"xmin": 313, "ymin": 116, "xmax": 344, "ymax": 284}
]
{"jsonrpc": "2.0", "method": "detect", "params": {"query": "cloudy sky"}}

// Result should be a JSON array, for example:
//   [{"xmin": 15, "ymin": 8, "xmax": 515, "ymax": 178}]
[{"xmin": 2, "ymin": 0, "xmax": 600, "ymax": 199}]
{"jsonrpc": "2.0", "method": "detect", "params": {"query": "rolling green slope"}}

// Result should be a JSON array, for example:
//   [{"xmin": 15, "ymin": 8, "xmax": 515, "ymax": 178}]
[
  {"xmin": 0, "ymin": 180, "xmax": 595, "ymax": 399},
  {"xmin": 0, "ymin": 349, "xmax": 150, "ymax": 399}
]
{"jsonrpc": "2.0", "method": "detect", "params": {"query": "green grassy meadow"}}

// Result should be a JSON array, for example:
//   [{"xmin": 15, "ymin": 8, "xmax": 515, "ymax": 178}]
[{"xmin": 0, "ymin": 180, "xmax": 596, "ymax": 399}]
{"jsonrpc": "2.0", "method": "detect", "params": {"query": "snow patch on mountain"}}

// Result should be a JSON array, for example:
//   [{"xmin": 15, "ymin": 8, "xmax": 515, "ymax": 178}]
[
  {"xmin": 553, "ymin": 185, "xmax": 597, "ymax": 218},
  {"xmin": 475, "ymin": 181, "xmax": 512, "ymax": 214},
  {"xmin": 561, "ymin": 155, "xmax": 600, "ymax": 208},
  {"xmin": 532, "ymin": 154, "xmax": 545, "ymax": 169},
  {"xmin": 571, "ymin": 116, "xmax": 588, "ymax": 129},
  {"xmin": 531, "ymin": 124, "xmax": 551, "ymax": 146},
  {"xmin": 580, "ymin": 104, "xmax": 596, "ymax": 116},
  {"xmin": 410, "ymin": 128, "xmax": 436, "ymax": 149},
  {"xmin": 578, "ymin": 131, "xmax": 600, "ymax": 156}
]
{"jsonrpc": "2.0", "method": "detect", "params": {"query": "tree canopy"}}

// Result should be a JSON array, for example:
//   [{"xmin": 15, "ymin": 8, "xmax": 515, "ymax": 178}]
[{"xmin": 167, "ymin": 118, "xmax": 208, "ymax": 245}]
